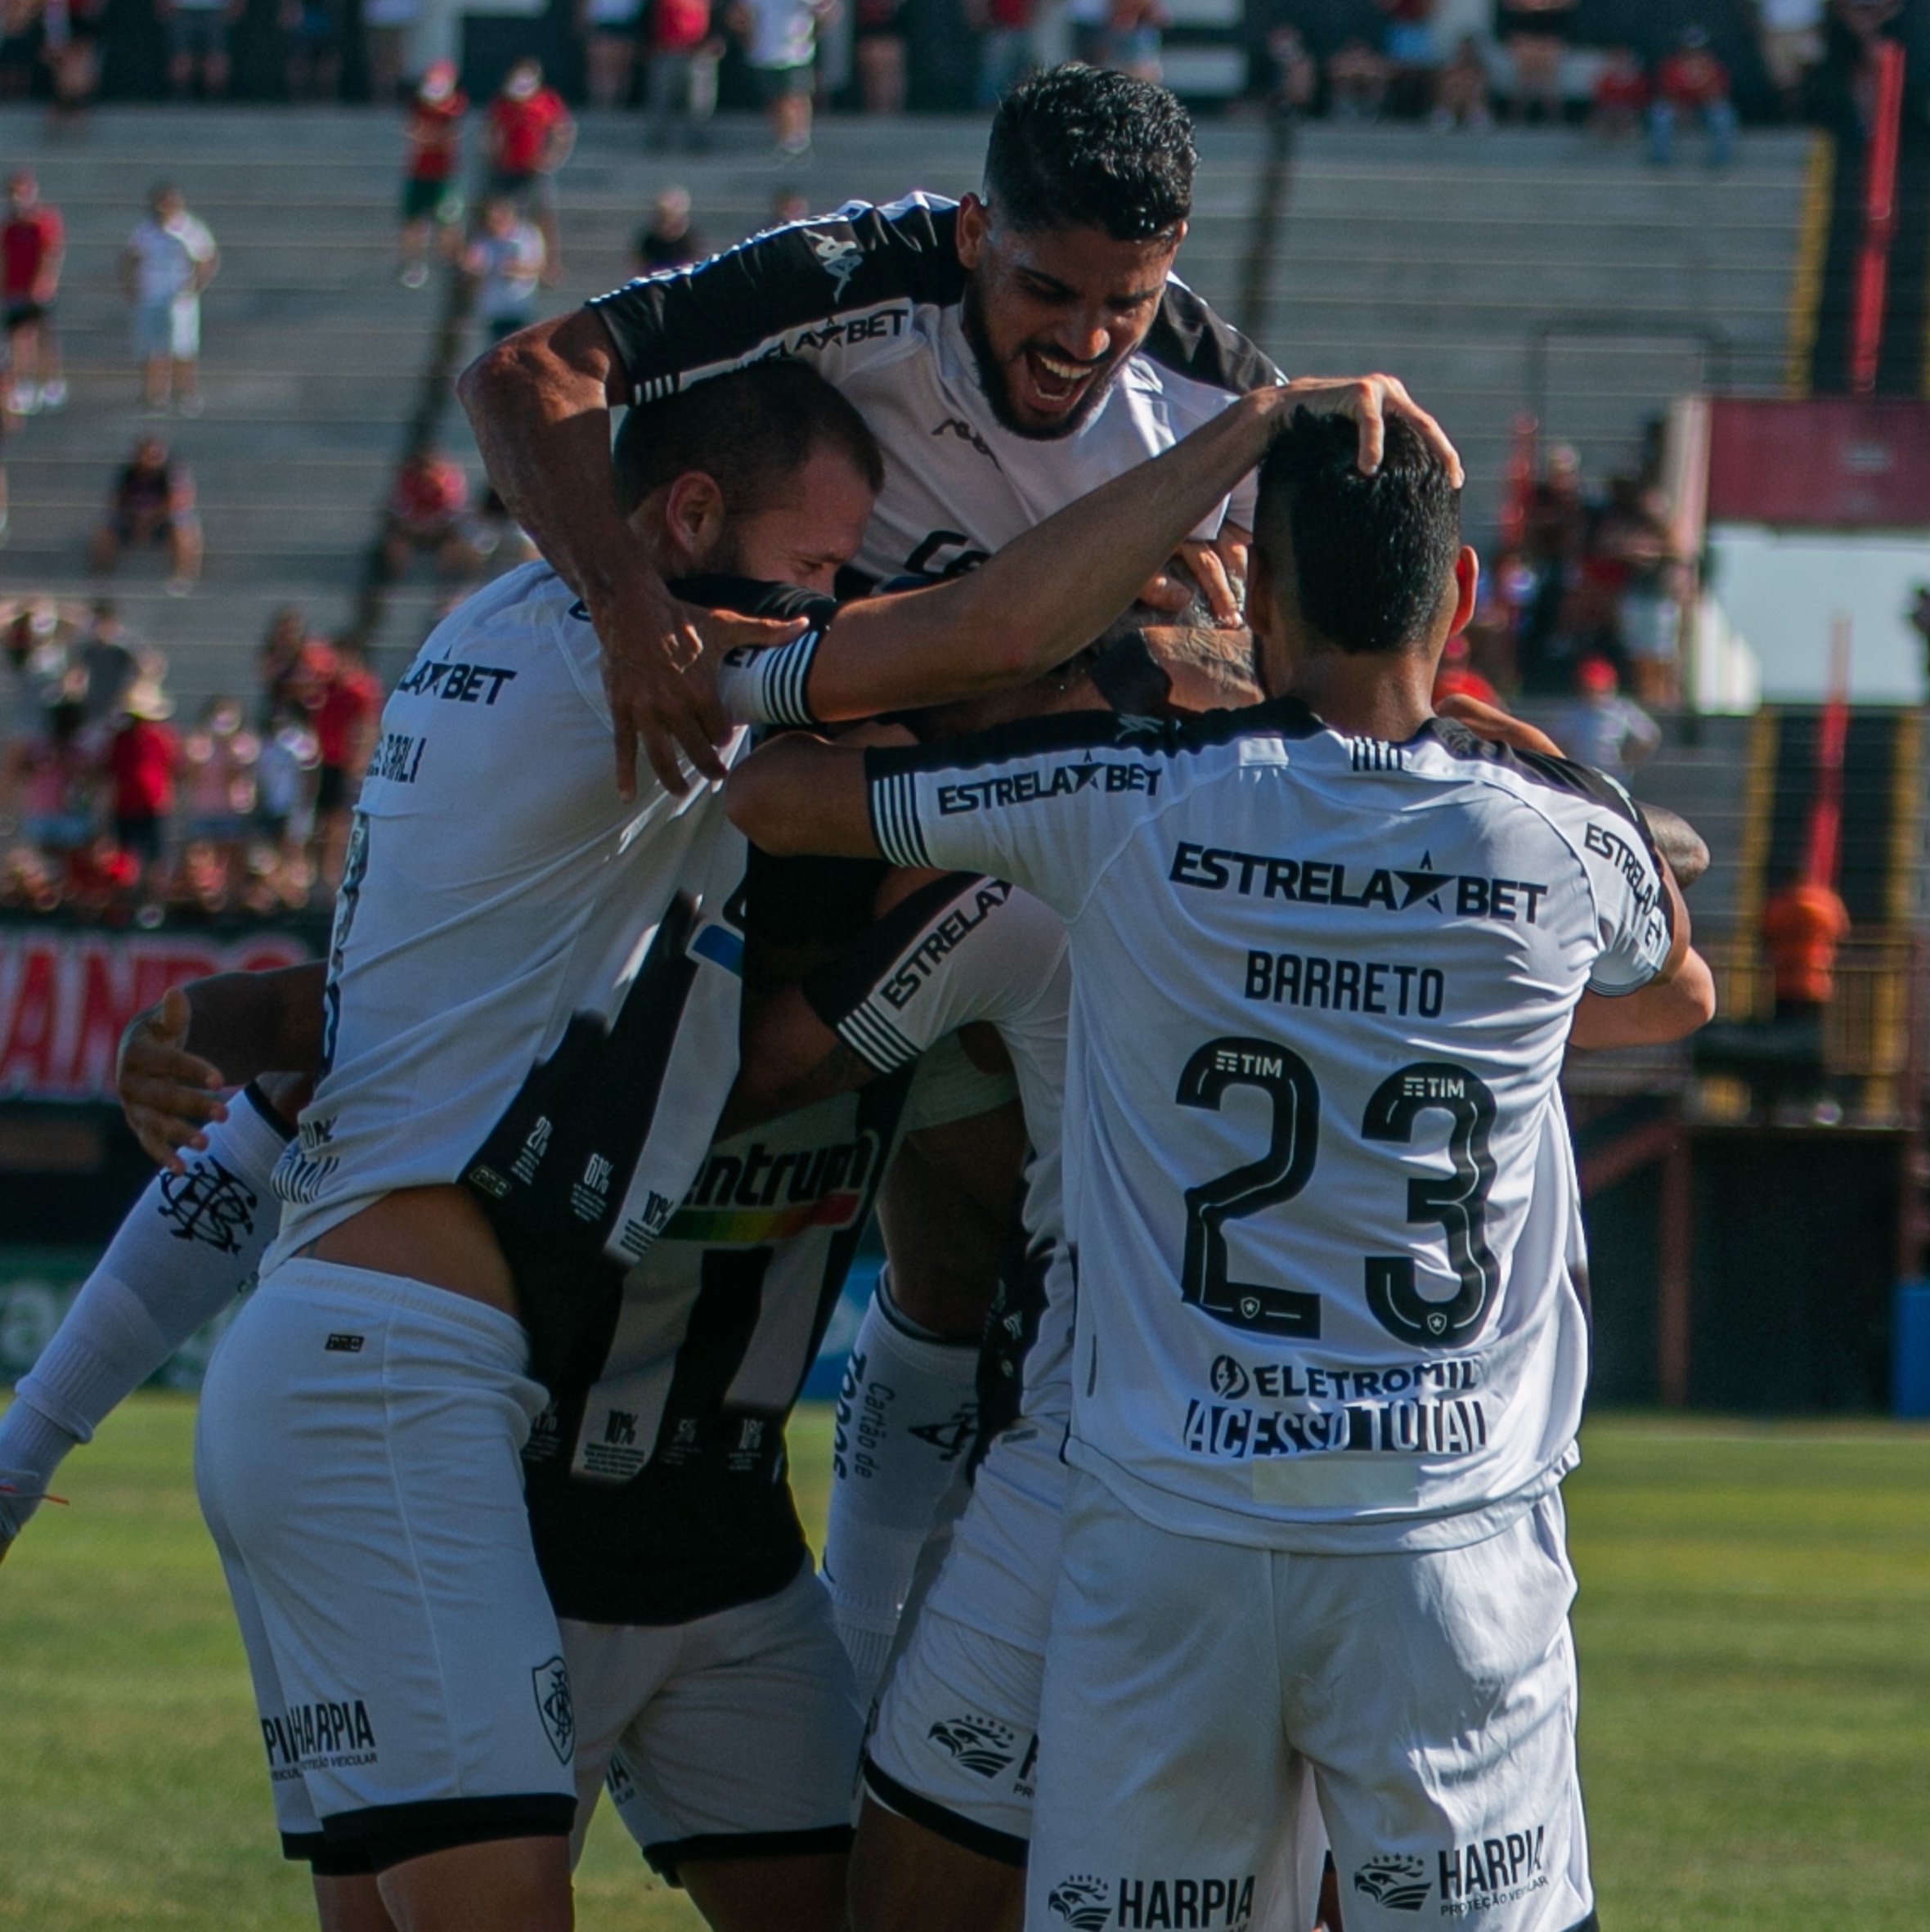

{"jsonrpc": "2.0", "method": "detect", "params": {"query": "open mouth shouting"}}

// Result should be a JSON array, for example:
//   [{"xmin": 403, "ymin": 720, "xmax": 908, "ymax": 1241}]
[{"xmin": 1012, "ymin": 343, "xmax": 1113, "ymax": 426}]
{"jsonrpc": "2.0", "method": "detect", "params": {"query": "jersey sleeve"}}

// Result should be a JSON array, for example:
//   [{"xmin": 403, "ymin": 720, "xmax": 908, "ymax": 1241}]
[
  {"xmin": 864, "ymin": 710, "xmax": 1169, "ymax": 919},
  {"xmin": 1573, "ymin": 784, "xmax": 1676, "ymax": 995},
  {"xmin": 587, "ymin": 195, "xmax": 963, "ymax": 402},
  {"xmin": 802, "ymin": 871, "xmax": 1067, "ymax": 1073}
]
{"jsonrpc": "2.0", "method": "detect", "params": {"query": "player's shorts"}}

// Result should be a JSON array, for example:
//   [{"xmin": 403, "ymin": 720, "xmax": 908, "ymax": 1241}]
[
  {"xmin": 194, "ymin": 1259, "xmax": 577, "ymax": 1873},
  {"xmin": 1026, "ymin": 1472, "xmax": 1596, "ymax": 1932},
  {"xmin": 861, "ymin": 1418, "xmax": 1066, "ymax": 1860},
  {"xmin": 562, "ymin": 1566, "xmax": 861, "ymax": 1882}
]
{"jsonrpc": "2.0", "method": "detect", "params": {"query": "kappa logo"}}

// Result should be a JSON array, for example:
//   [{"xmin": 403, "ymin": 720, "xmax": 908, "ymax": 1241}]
[
  {"xmin": 1353, "ymin": 1855, "xmax": 1430, "ymax": 1912},
  {"xmin": 1210, "ymin": 1355, "xmax": 1250, "ymax": 1400},
  {"xmin": 908, "ymin": 1404, "xmax": 978, "ymax": 1462},
  {"xmin": 1048, "ymin": 1876, "xmax": 1112, "ymax": 1930},
  {"xmin": 532, "ymin": 1656, "xmax": 574, "ymax": 1764},
  {"xmin": 933, "ymin": 416, "xmax": 999, "ymax": 465},
  {"xmin": 927, "ymin": 1714, "xmax": 1017, "ymax": 1777},
  {"xmin": 157, "ymin": 1156, "xmax": 257, "ymax": 1253},
  {"xmin": 806, "ymin": 228, "xmax": 862, "ymax": 294}
]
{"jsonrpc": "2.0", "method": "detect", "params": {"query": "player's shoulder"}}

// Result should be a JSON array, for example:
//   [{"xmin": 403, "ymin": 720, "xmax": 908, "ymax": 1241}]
[
  {"xmin": 1134, "ymin": 275, "xmax": 1281, "ymax": 400},
  {"xmin": 389, "ymin": 561, "xmax": 591, "ymax": 708},
  {"xmin": 1417, "ymin": 717, "xmax": 1648, "ymax": 832}
]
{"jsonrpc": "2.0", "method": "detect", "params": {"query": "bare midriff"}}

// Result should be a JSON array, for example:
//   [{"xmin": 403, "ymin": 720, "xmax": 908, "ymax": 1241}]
[{"xmin": 305, "ymin": 1184, "xmax": 520, "ymax": 1320}]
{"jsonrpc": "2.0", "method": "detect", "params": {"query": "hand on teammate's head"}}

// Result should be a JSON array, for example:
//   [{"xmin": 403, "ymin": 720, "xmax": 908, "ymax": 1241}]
[{"xmin": 1270, "ymin": 374, "xmax": 1464, "ymax": 490}]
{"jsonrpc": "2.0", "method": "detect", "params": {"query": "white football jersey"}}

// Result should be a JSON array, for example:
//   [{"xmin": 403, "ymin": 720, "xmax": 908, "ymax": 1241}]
[
  {"xmin": 589, "ymin": 195, "xmax": 1278, "ymax": 590},
  {"xmin": 268, "ymin": 562, "xmax": 750, "ymax": 1304},
  {"xmin": 865, "ymin": 702, "xmax": 1674, "ymax": 1552},
  {"xmin": 804, "ymin": 871, "xmax": 1075, "ymax": 1427}
]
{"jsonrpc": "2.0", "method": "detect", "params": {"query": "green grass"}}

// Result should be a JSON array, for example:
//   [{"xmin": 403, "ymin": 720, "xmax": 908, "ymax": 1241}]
[{"xmin": 2, "ymin": 1400, "xmax": 1926, "ymax": 1930}]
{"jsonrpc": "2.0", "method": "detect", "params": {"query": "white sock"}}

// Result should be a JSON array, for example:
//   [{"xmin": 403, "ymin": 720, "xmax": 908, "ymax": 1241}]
[
  {"xmin": 0, "ymin": 1087, "xmax": 289, "ymax": 1536},
  {"xmin": 821, "ymin": 1274, "xmax": 980, "ymax": 1707}
]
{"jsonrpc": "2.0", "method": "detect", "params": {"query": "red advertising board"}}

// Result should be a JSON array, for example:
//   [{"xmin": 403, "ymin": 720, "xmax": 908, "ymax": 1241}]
[
  {"xmin": 1706, "ymin": 398, "xmax": 1930, "ymax": 528},
  {"xmin": 0, "ymin": 928, "xmax": 311, "ymax": 1103}
]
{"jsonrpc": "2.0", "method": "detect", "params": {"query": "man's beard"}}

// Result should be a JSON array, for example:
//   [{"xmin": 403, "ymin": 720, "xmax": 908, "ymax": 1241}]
[{"xmin": 960, "ymin": 276, "xmax": 1127, "ymax": 443}]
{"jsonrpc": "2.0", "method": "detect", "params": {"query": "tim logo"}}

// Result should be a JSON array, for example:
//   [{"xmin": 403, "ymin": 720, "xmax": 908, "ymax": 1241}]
[
  {"xmin": 927, "ymin": 1714, "xmax": 1016, "ymax": 1777},
  {"xmin": 532, "ymin": 1656, "xmax": 574, "ymax": 1764},
  {"xmin": 1353, "ymin": 1855, "xmax": 1430, "ymax": 1912},
  {"xmin": 157, "ymin": 1157, "xmax": 257, "ymax": 1254},
  {"xmin": 806, "ymin": 228, "xmax": 861, "ymax": 294},
  {"xmin": 1048, "ymin": 1876, "xmax": 1112, "ymax": 1930}
]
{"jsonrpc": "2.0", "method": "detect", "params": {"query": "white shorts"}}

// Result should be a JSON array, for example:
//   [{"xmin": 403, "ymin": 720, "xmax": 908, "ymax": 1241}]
[
  {"xmin": 563, "ymin": 1566, "xmax": 862, "ymax": 1881},
  {"xmin": 861, "ymin": 1420, "xmax": 1066, "ymax": 1860},
  {"xmin": 195, "ymin": 1260, "xmax": 575, "ymax": 1874},
  {"xmin": 1027, "ymin": 1473, "xmax": 1596, "ymax": 1932}
]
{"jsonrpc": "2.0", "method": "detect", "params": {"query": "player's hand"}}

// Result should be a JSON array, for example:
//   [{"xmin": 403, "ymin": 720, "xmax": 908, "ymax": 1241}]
[
  {"xmin": 593, "ymin": 578, "xmax": 740, "ymax": 800},
  {"xmin": 117, "ymin": 985, "xmax": 227, "ymax": 1174},
  {"xmin": 1436, "ymin": 691, "xmax": 1560, "ymax": 756},
  {"xmin": 1270, "ymin": 374, "xmax": 1464, "ymax": 490},
  {"xmin": 1142, "ymin": 526, "xmax": 1250, "ymax": 625}
]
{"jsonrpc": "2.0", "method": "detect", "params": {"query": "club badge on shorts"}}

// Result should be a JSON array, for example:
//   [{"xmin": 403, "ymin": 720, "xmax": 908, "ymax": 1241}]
[{"xmin": 532, "ymin": 1656, "xmax": 574, "ymax": 1763}]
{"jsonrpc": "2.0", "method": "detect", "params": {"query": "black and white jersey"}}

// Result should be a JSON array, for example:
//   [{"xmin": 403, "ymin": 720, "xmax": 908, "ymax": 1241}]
[
  {"xmin": 267, "ymin": 564, "xmax": 797, "ymax": 1383},
  {"xmin": 802, "ymin": 871, "xmax": 1072, "ymax": 1440},
  {"xmin": 864, "ymin": 704, "xmax": 1674, "ymax": 1552},
  {"xmin": 524, "ymin": 1071, "xmax": 913, "ymax": 1626},
  {"xmin": 588, "ymin": 195, "xmax": 1279, "ymax": 591}
]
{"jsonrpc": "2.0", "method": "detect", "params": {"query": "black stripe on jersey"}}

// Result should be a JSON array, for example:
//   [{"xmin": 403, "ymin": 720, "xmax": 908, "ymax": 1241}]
[
  {"xmin": 801, "ymin": 869, "xmax": 985, "ymax": 1035},
  {"xmin": 869, "ymin": 769, "xmax": 936, "ymax": 868},
  {"xmin": 866, "ymin": 691, "xmax": 1323, "ymax": 784},
  {"xmin": 839, "ymin": 1001, "xmax": 921, "ymax": 1072},
  {"xmin": 589, "ymin": 199, "xmax": 965, "ymax": 397},
  {"xmin": 241, "ymin": 1080, "xmax": 298, "ymax": 1140},
  {"xmin": 1142, "ymin": 275, "xmax": 1282, "ymax": 397}
]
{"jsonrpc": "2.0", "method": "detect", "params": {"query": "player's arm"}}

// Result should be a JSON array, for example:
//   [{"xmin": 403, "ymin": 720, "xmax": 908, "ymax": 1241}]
[
  {"xmin": 117, "ymin": 963, "xmax": 325, "ymax": 1170},
  {"xmin": 1569, "ymin": 860, "xmax": 1714, "ymax": 1048},
  {"xmin": 726, "ymin": 734, "xmax": 875, "ymax": 858}
]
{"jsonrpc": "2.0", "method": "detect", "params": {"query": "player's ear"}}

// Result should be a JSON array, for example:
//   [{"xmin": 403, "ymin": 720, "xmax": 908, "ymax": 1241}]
[
  {"xmin": 662, "ymin": 470, "xmax": 727, "ymax": 570},
  {"xmin": 956, "ymin": 194, "xmax": 989, "ymax": 271},
  {"xmin": 1449, "ymin": 546, "xmax": 1479, "ymax": 637}
]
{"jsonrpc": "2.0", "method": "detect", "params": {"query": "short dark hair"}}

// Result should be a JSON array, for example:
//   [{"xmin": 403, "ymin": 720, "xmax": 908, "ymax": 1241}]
[
  {"xmin": 1254, "ymin": 409, "xmax": 1461, "ymax": 655},
  {"xmin": 612, "ymin": 360, "xmax": 886, "ymax": 519},
  {"xmin": 984, "ymin": 65, "xmax": 1195, "ymax": 241}
]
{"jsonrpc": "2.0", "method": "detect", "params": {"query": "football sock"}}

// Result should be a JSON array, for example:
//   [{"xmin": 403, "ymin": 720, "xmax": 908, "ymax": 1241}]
[
  {"xmin": 821, "ymin": 1270, "xmax": 980, "ymax": 1707},
  {"xmin": 0, "ymin": 1085, "xmax": 290, "ymax": 1538}
]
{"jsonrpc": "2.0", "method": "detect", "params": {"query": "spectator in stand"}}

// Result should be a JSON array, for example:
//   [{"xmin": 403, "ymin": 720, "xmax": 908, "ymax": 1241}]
[
  {"xmin": 1552, "ymin": 656, "xmax": 1660, "ymax": 780},
  {"xmin": 107, "ymin": 674, "xmax": 177, "ymax": 906},
  {"xmin": 120, "ymin": 182, "xmax": 217, "ymax": 416},
  {"xmin": 486, "ymin": 58, "xmax": 574, "ymax": 276},
  {"xmin": 256, "ymin": 602, "xmax": 314, "ymax": 723},
  {"xmin": 465, "ymin": 194, "xmax": 546, "ymax": 344},
  {"xmin": 1762, "ymin": 876, "xmax": 1850, "ymax": 1024},
  {"xmin": 1378, "ymin": 0, "xmax": 1438, "ymax": 118},
  {"xmin": 74, "ymin": 597, "xmax": 142, "ymax": 724},
  {"xmin": 971, "ymin": 0, "xmax": 1035, "ymax": 107},
  {"xmin": 362, "ymin": 0, "xmax": 417, "ymax": 101},
  {"xmin": 281, "ymin": 0, "xmax": 347, "ymax": 100},
  {"xmin": 1329, "ymin": 37, "xmax": 1391, "ymax": 119},
  {"xmin": 1590, "ymin": 44, "xmax": 1648, "ymax": 139},
  {"xmin": 43, "ymin": 0, "xmax": 108, "ymax": 129},
  {"xmin": 0, "ymin": 0, "xmax": 39, "ymax": 102},
  {"xmin": 632, "ymin": 185, "xmax": 704, "ymax": 275},
  {"xmin": 1497, "ymin": 0, "xmax": 1575, "ymax": 123},
  {"xmin": 4, "ymin": 171, "xmax": 65, "ymax": 415},
  {"xmin": 581, "ymin": 0, "xmax": 644, "ymax": 108},
  {"xmin": 853, "ymin": 0, "xmax": 905, "ymax": 110},
  {"xmin": 398, "ymin": 60, "xmax": 466, "ymax": 290},
  {"xmin": 1756, "ymin": 0, "xmax": 1825, "ymax": 119},
  {"xmin": 89, "ymin": 434, "xmax": 202, "ymax": 595},
  {"xmin": 1097, "ymin": 0, "xmax": 1161, "ymax": 83},
  {"xmin": 464, "ymin": 484, "xmax": 541, "ymax": 575},
  {"xmin": 180, "ymin": 694, "xmax": 258, "ymax": 871},
  {"xmin": 770, "ymin": 182, "xmax": 810, "ymax": 224},
  {"xmin": 644, "ymin": 0, "xmax": 719, "ymax": 152},
  {"xmin": 1267, "ymin": 22, "xmax": 1316, "ymax": 118},
  {"xmin": 302, "ymin": 636, "xmax": 379, "ymax": 891},
  {"xmin": 159, "ymin": 0, "xmax": 242, "ymax": 97},
  {"xmin": 1907, "ymin": 582, "xmax": 1930, "ymax": 681},
  {"xmin": 255, "ymin": 703, "xmax": 319, "ymax": 869},
  {"xmin": 9, "ymin": 672, "xmax": 95, "ymax": 858},
  {"xmin": 380, "ymin": 443, "xmax": 477, "ymax": 581},
  {"xmin": 730, "ymin": 0, "xmax": 830, "ymax": 159},
  {"xmin": 1649, "ymin": 26, "xmax": 1736, "ymax": 167},
  {"xmin": 1430, "ymin": 32, "xmax": 1491, "ymax": 130}
]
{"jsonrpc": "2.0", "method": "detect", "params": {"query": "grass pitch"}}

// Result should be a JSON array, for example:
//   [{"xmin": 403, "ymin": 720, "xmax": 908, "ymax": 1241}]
[{"xmin": 1, "ymin": 1400, "xmax": 1926, "ymax": 1930}]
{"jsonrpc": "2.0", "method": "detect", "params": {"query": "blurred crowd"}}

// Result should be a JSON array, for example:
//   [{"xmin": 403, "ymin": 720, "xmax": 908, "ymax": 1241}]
[{"xmin": 0, "ymin": 594, "xmax": 382, "ymax": 925}]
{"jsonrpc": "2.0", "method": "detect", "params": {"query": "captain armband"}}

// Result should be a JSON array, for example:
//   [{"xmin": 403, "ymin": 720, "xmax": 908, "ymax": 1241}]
[{"xmin": 713, "ymin": 630, "xmax": 824, "ymax": 729}]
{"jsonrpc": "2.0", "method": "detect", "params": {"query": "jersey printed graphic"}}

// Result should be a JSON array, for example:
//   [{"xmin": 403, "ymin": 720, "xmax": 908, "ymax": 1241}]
[
  {"xmin": 862, "ymin": 705, "xmax": 1672, "ymax": 1550},
  {"xmin": 588, "ymin": 195, "xmax": 1278, "ymax": 588}
]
